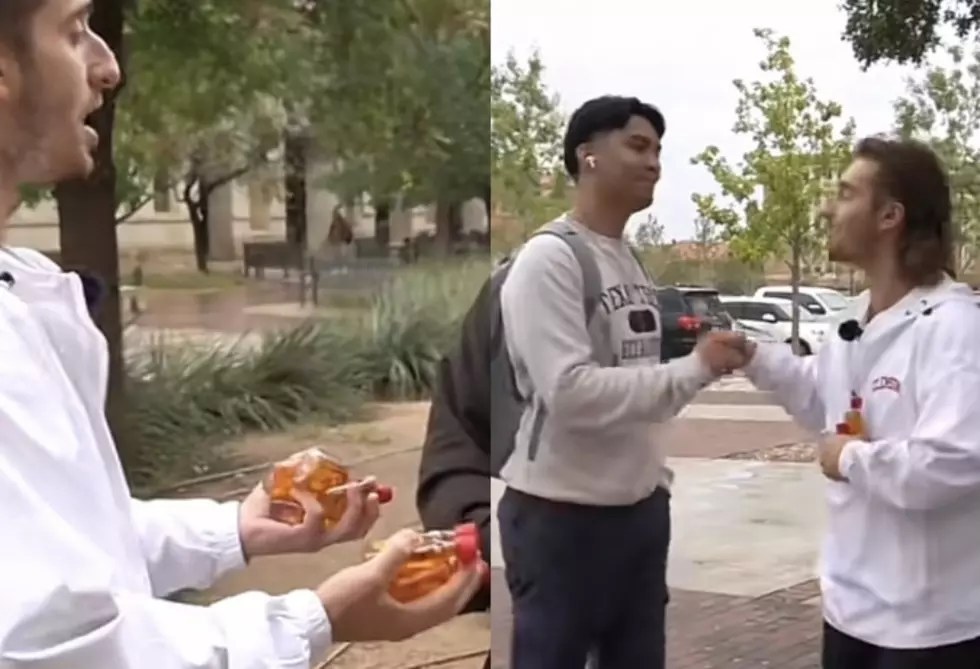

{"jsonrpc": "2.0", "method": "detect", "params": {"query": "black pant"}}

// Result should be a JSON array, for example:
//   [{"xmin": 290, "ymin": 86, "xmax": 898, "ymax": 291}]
[
  {"xmin": 498, "ymin": 486, "xmax": 670, "ymax": 669},
  {"xmin": 823, "ymin": 621, "xmax": 980, "ymax": 668}
]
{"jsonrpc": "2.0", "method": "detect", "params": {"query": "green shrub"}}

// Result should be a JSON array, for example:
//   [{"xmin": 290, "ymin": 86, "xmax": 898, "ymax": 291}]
[
  {"xmin": 121, "ymin": 324, "xmax": 373, "ymax": 490},
  {"xmin": 121, "ymin": 259, "xmax": 488, "ymax": 490},
  {"xmin": 354, "ymin": 260, "xmax": 488, "ymax": 399}
]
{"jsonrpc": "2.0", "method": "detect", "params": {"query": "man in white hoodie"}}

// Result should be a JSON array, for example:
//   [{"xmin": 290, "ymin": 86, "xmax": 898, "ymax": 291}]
[
  {"xmin": 0, "ymin": 1, "xmax": 483, "ymax": 667},
  {"xmin": 738, "ymin": 136, "xmax": 980, "ymax": 668}
]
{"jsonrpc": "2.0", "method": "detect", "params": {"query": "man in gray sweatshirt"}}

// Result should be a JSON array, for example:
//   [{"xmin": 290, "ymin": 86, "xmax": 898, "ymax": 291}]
[{"xmin": 497, "ymin": 96, "xmax": 748, "ymax": 669}]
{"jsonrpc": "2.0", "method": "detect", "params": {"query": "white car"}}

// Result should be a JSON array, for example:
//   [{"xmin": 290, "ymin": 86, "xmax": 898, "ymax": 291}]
[
  {"xmin": 753, "ymin": 285, "xmax": 850, "ymax": 319},
  {"xmin": 720, "ymin": 296, "xmax": 830, "ymax": 355},
  {"xmin": 731, "ymin": 318, "xmax": 778, "ymax": 344}
]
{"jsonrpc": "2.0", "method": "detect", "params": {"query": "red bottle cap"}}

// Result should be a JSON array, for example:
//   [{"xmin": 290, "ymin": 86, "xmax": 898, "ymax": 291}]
[
  {"xmin": 375, "ymin": 485, "xmax": 394, "ymax": 504},
  {"xmin": 835, "ymin": 422, "xmax": 850, "ymax": 435},
  {"xmin": 850, "ymin": 396, "xmax": 862, "ymax": 410},
  {"xmin": 455, "ymin": 522, "xmax": 479, "ymax": 538},
  {"xmin": 454, "ymin": 533, "xmax": 480, "ymax": 564}
]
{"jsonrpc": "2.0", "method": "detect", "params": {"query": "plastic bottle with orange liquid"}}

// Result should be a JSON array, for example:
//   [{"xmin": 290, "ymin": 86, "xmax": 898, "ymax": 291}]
[
  {"xmin": 264, "ymin": 448, "xmax": 394, "ymax": 527},
  {"xmin": 365, "ymin": 522, "xmax": 484, "ymax": 603},
  {"xmin": 842, "ymin": 395, "xmax": 868, "ymax": 439}
]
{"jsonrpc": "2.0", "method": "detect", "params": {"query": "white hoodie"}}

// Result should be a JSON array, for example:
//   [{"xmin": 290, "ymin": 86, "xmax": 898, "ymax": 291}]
[
  {"xmin": 0, "ymin": 247, "xmax": 331, "ymax": 668},
  {"xmin": 745, "ymin": 277, "xmax": 980, "ymax": 649}
]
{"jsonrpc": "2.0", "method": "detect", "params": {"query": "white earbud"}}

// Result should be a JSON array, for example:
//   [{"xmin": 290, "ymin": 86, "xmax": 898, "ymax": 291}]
[{"xmin": 586, "ymin": 156, "xmax": 597, "ymax": 169}]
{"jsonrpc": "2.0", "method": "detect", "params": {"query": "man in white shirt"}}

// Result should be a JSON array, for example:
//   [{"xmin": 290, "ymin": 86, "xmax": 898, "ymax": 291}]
[
  {"xmin": 736, "ymin": 136, "xmax": 980, "ymax": 668},
  {"xmin": 0, "ymin": 1, "xmax": 483, "ymax": 667}
]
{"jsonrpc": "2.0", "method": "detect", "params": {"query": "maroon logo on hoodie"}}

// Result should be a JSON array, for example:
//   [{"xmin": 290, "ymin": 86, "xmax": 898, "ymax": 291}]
[{"xmin": 871, "ymin": 375, "xmax": 901, "ymax": 394}]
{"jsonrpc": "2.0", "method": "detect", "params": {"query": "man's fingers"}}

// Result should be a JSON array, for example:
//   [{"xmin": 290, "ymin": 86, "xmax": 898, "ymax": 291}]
[
  {"xmin": 367, "ymin": 529, "xmax": 423, "ymax": 581},
  {"xmin": 333, "ymin": 485, "xmax": 366, "ymax": 534},
  {"xmin": 323, "ymin": 483, "xmax": 380, "ymax": 546},
  {"xmin": 292, "ymin": 489, "xmax": 326, "ymax": 532},
  {"xmin": 399, "ymin": 559, "xmax": 485, "ymax": 631},
  {"xmin": 357, "ymin": 492, "xmax": 381, "ymax": 536},
  {"xmin": 449, "ymin": 560, "xmax": 486, "ymax": 610},
  {"xmin": 240, "ymin": 483, "xmax": 270, "ymax": 514}
]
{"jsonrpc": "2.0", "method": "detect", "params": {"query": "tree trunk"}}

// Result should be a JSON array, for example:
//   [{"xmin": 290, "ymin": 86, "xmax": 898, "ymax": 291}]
[
  {"xmin": 284, "ymin": 133, "xmax": 307, "ymax": 248},
  {"xmin": 434, "ymin": 201, "xmax": 452, "ymax": 256},
  {"xmin": 789, "ymin": 243, "xmax": 802, "ymax": 354},
  {"xmin": 54, "ymin": 0, "xmax": 126, "ymax": 449},
  {"xmin": 480, "ymin": 183, "xmax": 490, "ymax": 215},
  {"xmin": 189, "ymin": 194, "xmax": 210, "ymax": 273},
  {"xmin": 183, "ymin": 172, "xmax": 210, "ymax": 273},
  {"xmin": 434, "ymin": 200, "xmax": 461, "ymax": 256},
  {"xmin": 374, "ymin": 200, "xmax": 391, "ymax": 251}
]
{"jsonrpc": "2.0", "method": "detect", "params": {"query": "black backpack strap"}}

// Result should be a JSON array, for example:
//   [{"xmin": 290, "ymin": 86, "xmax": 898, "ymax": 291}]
[{"xmin": 533, "ymin": 218, "xmax": 603, "ymax": 325}]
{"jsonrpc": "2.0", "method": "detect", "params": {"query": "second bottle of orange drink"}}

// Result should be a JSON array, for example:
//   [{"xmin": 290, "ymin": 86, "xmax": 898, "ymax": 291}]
[{"xmin": 366, "ymin": 523, "xmax": 484, "ymax": 603}]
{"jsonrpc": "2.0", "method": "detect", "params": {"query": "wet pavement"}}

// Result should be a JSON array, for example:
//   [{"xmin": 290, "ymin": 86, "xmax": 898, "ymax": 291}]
[
  {"xmin": 489, "ymin": 460, "xmax": 825, "ymax": 595},
  {"xmin": 134, "ymin": 282, "xmax": 305, "ymax": 333}
]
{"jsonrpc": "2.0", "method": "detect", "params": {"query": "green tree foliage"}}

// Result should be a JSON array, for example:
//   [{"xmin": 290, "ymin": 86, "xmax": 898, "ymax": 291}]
[
  {"xmin": 841, "ymin": 0, "xmax": 980, "ymax": 67},
  {"xmin": 119, "ymin": 0, "xmax": 309, "ymax": 269},
  {"xmin": 491, "ymin": 51, "xmax": 568, "ymax": 241},
  {"xmin": 691, "ymin": 29, "xmax": 855, "ymax": 349},
  {"xmin": 30, "ymin": 0, "xmax": 305, "ymax": 222},
  {"xmin": 50, "ymin": 0, "xmax": 490, "ymax": 262},
  {"xmin": 306, "ymin": 0, "xmax": 490, "ymax": 239},
  {"xmin": 893, "ymin": 44, "xmax": 980, "ymax": 276}
]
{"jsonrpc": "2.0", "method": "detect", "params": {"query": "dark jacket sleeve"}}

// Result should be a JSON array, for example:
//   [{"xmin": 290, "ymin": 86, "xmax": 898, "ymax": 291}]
[{"xmin": 416, "ymin": 280, "xmax": 492, "ymax": 614}]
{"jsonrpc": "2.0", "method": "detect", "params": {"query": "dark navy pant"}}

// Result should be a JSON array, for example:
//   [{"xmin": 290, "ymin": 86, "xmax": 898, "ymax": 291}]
[
  {"xmin": 498, "ymin": 486, "xmax": 670, "ymax": 669},
  {"xmin": 823, "ymin": 622, "xmax": 980, "ymax": 668}
]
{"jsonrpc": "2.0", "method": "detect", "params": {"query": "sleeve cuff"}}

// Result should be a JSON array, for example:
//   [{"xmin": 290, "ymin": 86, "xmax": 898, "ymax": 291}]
[
  {"xmin": 214, "ymin": 501, "xmax": 248, "ymax": 576},
  {"xmin": 744, "ymin": 342, "xmax": 775, "ymax": 378},
  {"xmin": 673, "ymin": 351, "xmax": 715, "ymax": 389},
  {"xmin": 283, "ymin": 589, "xmax": 333, "ymax": 659}
]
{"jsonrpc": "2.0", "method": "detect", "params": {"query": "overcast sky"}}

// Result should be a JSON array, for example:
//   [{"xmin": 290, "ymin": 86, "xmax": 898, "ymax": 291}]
[{"xmin": 490, "ymin": 0, "xmax": 918, "ymax": 240}]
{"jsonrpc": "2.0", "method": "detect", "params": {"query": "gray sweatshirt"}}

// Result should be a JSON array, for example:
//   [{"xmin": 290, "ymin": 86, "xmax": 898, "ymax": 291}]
[{"xmin": 499, "ymin": 220, "xmax": 713, "ymax": 505}]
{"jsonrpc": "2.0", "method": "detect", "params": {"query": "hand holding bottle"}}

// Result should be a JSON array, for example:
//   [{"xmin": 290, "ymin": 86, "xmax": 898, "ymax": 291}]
[
  {"xmin": 238, "ymin": 482, "xmax": 382, "ymax": 558},
  {"xmin": 317, "ymin": 529, "xmax": 487, "ymax": 643}
]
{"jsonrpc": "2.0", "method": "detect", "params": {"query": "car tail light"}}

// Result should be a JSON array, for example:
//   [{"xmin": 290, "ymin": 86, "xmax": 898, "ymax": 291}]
[{"xmin": 678, "ymin": 315, "xmax": 701, "ymax": 331}]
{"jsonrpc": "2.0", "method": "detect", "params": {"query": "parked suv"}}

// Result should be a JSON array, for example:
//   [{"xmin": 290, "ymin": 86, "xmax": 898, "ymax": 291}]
[{"xmin": 657, "ymin": 286, "xmax": 730, "ymax": 360}]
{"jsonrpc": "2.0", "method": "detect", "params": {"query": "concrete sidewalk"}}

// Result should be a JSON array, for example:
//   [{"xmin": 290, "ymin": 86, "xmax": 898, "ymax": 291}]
[
  {"xmin": 490, "ymin": 459, "xmax": 828, "ymax": 668},
  {"xmin": 490, "ymin": 458, "xmax": 825, "ymax": 595}
]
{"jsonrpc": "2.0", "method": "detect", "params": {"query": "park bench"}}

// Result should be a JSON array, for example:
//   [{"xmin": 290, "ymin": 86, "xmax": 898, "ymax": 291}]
[
  {"xmin": 242, "ymin": 241, "xmax": 304, "ymax": 279},
  {"xmin": 299, "ymin": 254, "xmax": 402, "ymax": 306}
]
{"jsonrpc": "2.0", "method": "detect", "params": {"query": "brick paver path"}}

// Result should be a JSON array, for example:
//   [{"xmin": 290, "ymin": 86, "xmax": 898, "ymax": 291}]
[
  {"xmin": 662, "ymin": 419, "xmax": 807, "ymax": 459},
  {"xmin": 489, "ymin": 570, "xmax": 822, "ymax": 668}
]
